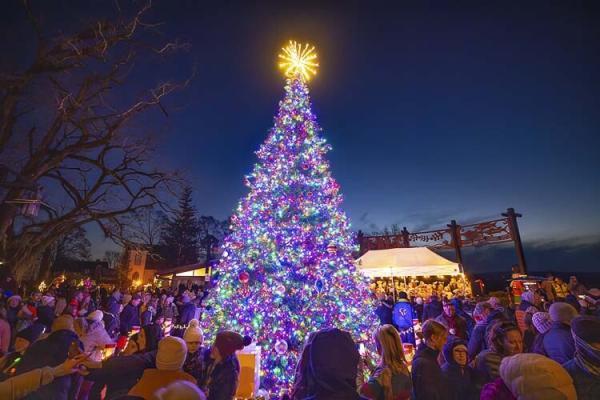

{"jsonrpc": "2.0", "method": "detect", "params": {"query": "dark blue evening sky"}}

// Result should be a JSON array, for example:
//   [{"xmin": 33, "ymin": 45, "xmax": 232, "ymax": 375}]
[{"xmin": 3, "ymin": 1, "xmax": 600, "ymax": 271}]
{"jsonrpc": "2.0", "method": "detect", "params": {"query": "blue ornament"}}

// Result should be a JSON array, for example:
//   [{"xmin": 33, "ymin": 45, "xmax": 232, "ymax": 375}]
[{"xmin": 315, "ymin": 279, "xmax": 324, "ymax": 293}]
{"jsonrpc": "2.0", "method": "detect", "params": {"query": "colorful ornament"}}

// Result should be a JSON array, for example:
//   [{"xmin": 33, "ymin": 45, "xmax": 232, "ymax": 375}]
[
  {"xmin": 274, "ymin": 339, "xmax": 289, "ymax": 355},
  {"xmin": 315, "ymin": 279, "xmax": 324, "ymax": 293},
  {"xmin": 326, "ymin": 243, "xmax": 337, "ymax": 254},
  {"xmin": 238, "ymin": 271, "xmax": 250, "ymax": 284},
  {"xmin": 275, "ymin": 284, "xmax": 286, "ymax": 296}
]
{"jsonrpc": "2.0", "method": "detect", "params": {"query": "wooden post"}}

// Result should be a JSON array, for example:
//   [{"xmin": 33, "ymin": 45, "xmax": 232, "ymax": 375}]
[
  {"xmin": 502, "ymin": 208, "xmax": 527, "ymax": 275},
  {"xmin": 401, "ymin": 227, "xmax": 410, "ymax": 248},
  {"xmin": 447, "ymin": 220, "xmax": 464, "ymax": 271}
]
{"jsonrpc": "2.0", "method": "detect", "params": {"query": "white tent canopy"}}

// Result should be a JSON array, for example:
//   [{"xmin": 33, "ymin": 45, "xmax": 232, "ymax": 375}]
[{"xmin": 355, "ymin": 247, "xmax": 461, "ymax": 278}]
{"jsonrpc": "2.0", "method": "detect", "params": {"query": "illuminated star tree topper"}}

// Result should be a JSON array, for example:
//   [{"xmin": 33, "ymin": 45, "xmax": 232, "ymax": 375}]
[{"xmin": 278, "ymin": 40, "xmax": 319, "ymax": 81}]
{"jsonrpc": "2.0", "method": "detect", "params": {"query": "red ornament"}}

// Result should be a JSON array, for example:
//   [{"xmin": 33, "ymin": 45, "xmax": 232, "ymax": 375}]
[
  {"xmin": 238, "ymin": 271, "xmax": 250, "ymax": 284},
  {"xmin": 327, "ymin": 243, "xmax": 337, "ymax": 254},
  {"xmin": 339, "ymin": 313, "xmax": 347, "ymax": 322}
]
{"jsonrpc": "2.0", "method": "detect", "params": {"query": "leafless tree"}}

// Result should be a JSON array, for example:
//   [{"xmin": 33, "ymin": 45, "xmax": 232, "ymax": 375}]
[
  {"xmin": 103, "ymin": 250, "xmax": 122, "ymax": 270},
  {"xmin": 0, "ymin": 1, "xmax": 190, "ymax": 281}
]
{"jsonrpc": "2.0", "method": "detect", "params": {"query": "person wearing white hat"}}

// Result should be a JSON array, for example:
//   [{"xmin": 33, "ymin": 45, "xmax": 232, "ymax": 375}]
[
  {"xmin": 154, "ymin": 380, "xmax": 206, "ymax": 400},
  {"xmin": 541, "ymin": 302, "xmax": 579, "ymax": 365},
  {"xmin": 182, "ymin": 319, "xmax": 206, "ymax": 382},
  {"xmin": 80, "ymin": 310, "xmax": 113, "ymax": 362},
  {"xmin": 128, "ymin": 336, "xmax": 196, "ymax": 399}
]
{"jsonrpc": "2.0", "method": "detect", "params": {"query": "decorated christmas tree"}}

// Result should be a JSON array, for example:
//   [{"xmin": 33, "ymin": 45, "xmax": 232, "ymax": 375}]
[{"xmin": 205, "ymin": 41, "xmax": 376, "ymax": 389}]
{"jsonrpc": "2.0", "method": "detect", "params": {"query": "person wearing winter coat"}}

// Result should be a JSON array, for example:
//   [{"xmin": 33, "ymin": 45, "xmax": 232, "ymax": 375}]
[
  {"xmin": 441, "ymin": 337, "xmax": 483, "ymax": 400},
  {"xmin": 515, "ymin": 291, "xmax": 540, "ymax": 334},
  {"xmin": 159, "ymin": 296, "xmax": 179, "ymax": 321},
  {"xmin": 374, "ymin": 292, "xmax": 394, "ymax": 326},
  {"xmin": 79, "ymin": 311, "xmax": 113, "ymax": 362},
  {"xmin": 392, "ymin": 292, "xmax": 416, "ymax": 344},
  {"xmin": 82, "ymin": 349, "xmax": 157, "ymax": 399},
  {"xmin": 451, "ymin": 298, "xmax": 475, "ymax": 336},
  {"xmin": 291, "ymin": 327, "xmax": 359, "ymax": 400},
  {"xmin": 474, "ymin": 321, "xmax": 523, "ymax": 383},
  {"xmin": 128, "ymin": 336, "xmax": 196, "ymax": 400},
  {"xmin": 141, "ymin": 305, "xmax": 156, "ymax": 327},
  {"xmin": 480, "ymin": 353, "xmax": 576, "ymax": 400},
  {"xmin": 530, "ymin": 311, "xmax": 553, "ymax": 355},
  {"xmin": 77, "ymin": 311, "xmax": 114, "ymax": 400},
  {"xmin": 542, "ymin": 302, "xmax": 578, "ymax": 364},
  {"xmin": 119, "ymin": 294, "xmax": 141, "ymax": 336},
  {"xmin": 468, "ymin": 301, "xmax": 492, "ymax": 359},
  {"xmin": 36, "ymin": 296, "xmax": 56, "ymax": 333},
  {"xmin": 105, "ymin": 290, "xmax": 121, "ymax": 316},
  {"xmin": 435, "ymin": 300, "xmax": 468, "ymax": 340},
  {"xmin": 14, "ymin": 315, "xmax": 82, "ymax": 400},
  {"xmin": 122, "ymin": 323, "xmax": 162, "ymax": 356},
  {"xmin": 421, "ymin": 295, "xmax": 443, "ymax": 321},
  {"xmin": 201, "ymin": 331, "xmax": 251, "ymax": 400},
  {"xmin": 411, "ymin": 320, "xmax": 448, "ymax": 400},
  {"xmin": 0, "ymin": 323, "xmax": 46, "ymax": 382},
  {"xmin": 0, "ymin": 355, "xmax": 86, "ymax": 400},
  {"xmin": 562, "ymin": 316, "xmax": 600, "ymax": 400},
  {"xmin": 359, "ymin": 324, "xmax": 412, "ymax": 400},
  {"xmin": 177, "ymin": 295, "xmax": 196, "ymax": 326},
  {"xmin": 182, "ymin": 319, "xmax": 206, "ymax": 384}
]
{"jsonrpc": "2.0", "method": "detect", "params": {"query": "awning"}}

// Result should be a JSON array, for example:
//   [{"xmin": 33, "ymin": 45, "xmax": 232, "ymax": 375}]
[{"xmin": 355, "ymin": 247, "xmax": 461, "ymax": 278}]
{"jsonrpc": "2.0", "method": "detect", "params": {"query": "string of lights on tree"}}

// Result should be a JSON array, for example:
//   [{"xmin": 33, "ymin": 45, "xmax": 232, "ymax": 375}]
[{"xmin": 203, "ymin": 40, "xmax": 377, "ymax": 389}]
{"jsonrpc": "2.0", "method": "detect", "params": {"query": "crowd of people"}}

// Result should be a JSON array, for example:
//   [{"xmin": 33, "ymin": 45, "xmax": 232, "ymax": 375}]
[
  {"xmin": 368, "ymin": 274, "xmax": 600, "ymax": 400},
  {"xmin": 0, "ymin": 277, "xmax": 251, "ymax": 400},
  {"xmin": 370, "ymin": 276, "xmax": 472, "ymax": 303},
  {"xmin": 0, "ymin": 272, "xmax": 598, "ymax": 400}
]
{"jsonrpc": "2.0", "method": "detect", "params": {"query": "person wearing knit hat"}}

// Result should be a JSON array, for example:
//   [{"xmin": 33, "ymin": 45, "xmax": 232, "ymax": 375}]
[
  {"xmin": 481, "ymin": 353, "xmax": 576, "ymax": 400},
  {"xmin": 154, "ymin": 380, "xmax": 206, "ymax": 400},
  {"xmin": 202, "ymin": 331, "xmax": 252, "ymax": 399},
  {"xmin": 86, "ymin": 310, "xmax": 103, "ymax": 323},
  {"xmin": 532, "ymin": 312, "xmax": 553, "ymax": 335},
  {"xmin": 182, "ymin": 319, "xmax": 206, "ymax": 383},
  {"xmin": 128, "ymin": 336, "xmax": 196, "ymax": 400},
  {"xmin": 528, "ymin": 312, "xmax": 552, "ymax": 356},
  {"xmin": 562, "ymin": 316, "xmax": 600, "ymax": 400},
  {"xmin": 542, "ymin": 303, "xmax": 578, "ymax": 365},
  {"xmin": 515, "ymin": 291, "xmax": 540, "ymax": 334}
]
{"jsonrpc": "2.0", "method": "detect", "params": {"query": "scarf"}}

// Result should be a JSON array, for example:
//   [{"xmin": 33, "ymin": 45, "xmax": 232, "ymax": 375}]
[{"xmin": 572, "ymin": 330, "xmax": 600, "ymax": 377}]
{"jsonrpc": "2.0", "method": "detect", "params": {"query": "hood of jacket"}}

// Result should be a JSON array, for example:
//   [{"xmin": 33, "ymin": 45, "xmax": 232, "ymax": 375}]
[{"xmin": 443, "ymin": 336, "xmax": 468, "ymax": 366}]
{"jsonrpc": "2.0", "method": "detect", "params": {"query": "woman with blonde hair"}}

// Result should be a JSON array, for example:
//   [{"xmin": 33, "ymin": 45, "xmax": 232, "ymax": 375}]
[{"xmin": 360, "ymin": 324, "xmax": 412, "ymax": 400}]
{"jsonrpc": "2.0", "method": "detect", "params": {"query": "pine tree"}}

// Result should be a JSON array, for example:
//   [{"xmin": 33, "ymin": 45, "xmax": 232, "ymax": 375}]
[
  {"xmin": 160, "ymin": 186, "xmax": 200, "ymax": 266},
  {"xmin": 205, "ymin": 76, "xmax": 376, "ymax": 389}
]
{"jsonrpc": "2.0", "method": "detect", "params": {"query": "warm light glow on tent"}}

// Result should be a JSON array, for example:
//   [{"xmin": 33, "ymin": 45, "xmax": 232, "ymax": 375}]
[{"xmin": 356, "ymin": 247, "xmax": 461, "ymax": 278}]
